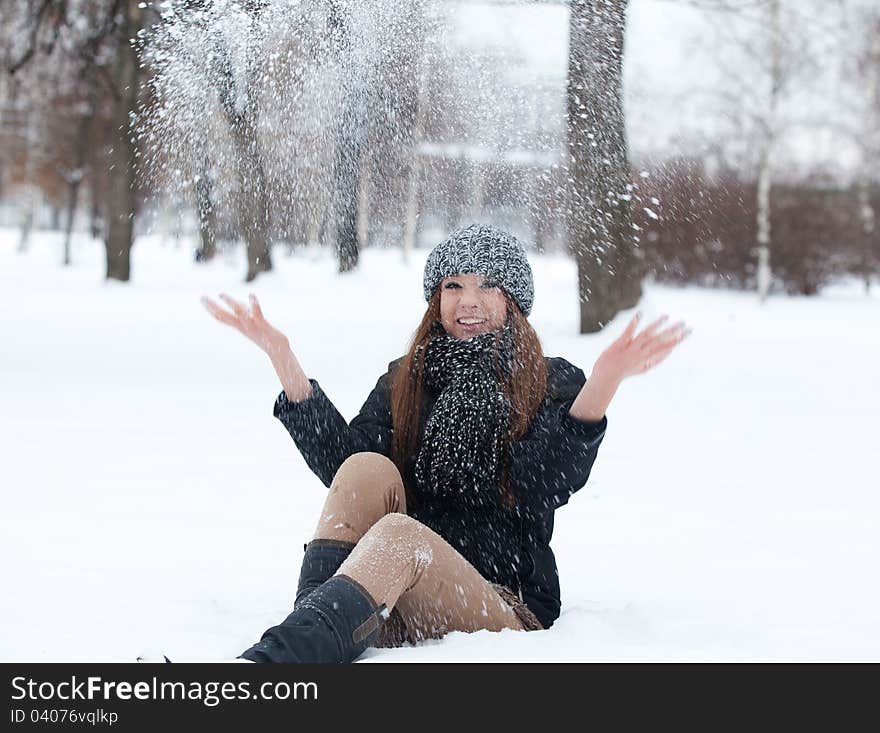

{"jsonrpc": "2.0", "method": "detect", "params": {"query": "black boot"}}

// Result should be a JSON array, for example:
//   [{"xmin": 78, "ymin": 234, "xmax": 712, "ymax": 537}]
[
  {"xmin": 295, "ymin": 539, "xmax": 356, "ymax": 609},
  {"xmin": 239, "ymin": 575, "xmax": 386, "ymax": 663}
]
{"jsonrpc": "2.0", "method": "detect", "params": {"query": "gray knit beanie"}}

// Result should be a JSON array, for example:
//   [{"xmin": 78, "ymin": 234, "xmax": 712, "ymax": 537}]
[{"xmin": 423, "ymin": 224, "xmax": 535, "ymax": 316}]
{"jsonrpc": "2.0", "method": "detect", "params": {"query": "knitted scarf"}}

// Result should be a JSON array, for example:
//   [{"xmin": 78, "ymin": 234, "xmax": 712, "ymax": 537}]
[{"xmin": 413, "ymin": 319, "xmax": 515, "ymax": 509}]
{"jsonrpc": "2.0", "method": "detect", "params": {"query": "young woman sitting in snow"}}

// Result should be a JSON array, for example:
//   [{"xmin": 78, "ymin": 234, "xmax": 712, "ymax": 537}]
[{"xmin": 202, "ymin": 224, "xmax": 689, "ymax": 663}]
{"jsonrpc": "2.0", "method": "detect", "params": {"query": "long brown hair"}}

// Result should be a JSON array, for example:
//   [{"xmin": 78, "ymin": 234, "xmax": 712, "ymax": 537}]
[{"xmin": 390, "ymin": 290, "xmax": 548, "ymax": 506}]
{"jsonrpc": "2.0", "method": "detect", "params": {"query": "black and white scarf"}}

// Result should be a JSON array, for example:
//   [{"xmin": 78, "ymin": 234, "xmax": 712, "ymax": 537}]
[{"xmin": 413, "ymin": 319, "xmax": 515, "ymax": 509}]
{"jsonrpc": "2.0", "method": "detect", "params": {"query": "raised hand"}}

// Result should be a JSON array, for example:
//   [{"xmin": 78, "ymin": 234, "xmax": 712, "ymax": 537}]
[
  {"xmin": 593, "ymin": 312, "xmax": 691, "ymax": 383},
  {"xmin": 201, "ymin": 293, "xmax": 313, "ymax": 401},
  {"xmin": 569, "ymin": 311, "xmax": 690, "ymax": 422},
  {"xmin": 201, "ymin": 293, "xmax": 290, "ymax": 359}
]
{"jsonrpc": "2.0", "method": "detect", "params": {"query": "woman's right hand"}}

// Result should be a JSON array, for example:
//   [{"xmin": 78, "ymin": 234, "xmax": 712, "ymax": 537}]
[
  {"xmin": 202, "ymin": 293, "xmax": 313, "ymax": 402},
  {"xmin": 201, "ymin": 293, "xmax": 290, "ymax": 359}
]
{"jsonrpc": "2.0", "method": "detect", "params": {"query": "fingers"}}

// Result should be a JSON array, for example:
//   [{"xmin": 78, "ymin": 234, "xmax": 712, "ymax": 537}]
[
  {"xmin": 634, "ymin": 314, "xmax": 669, "ymax": 346},
  {"xmin": 219, "ymin": 293, "xmax": 249, "ymax": 319},
  {"xmin": 201, "ymin": 293, "xmax": 263, "ymax": 331},
  {"xmin": 201, "ymin": 296, "xmax": 238, "ymax": 327},
  {"xmin": 639, "ymin": 323, "xmax": 691, "ymax": 372},
  {"xmin": 654, "ymin": 321, "xmax": 690, "ymax": 348},
  {"xmin": 640, "ymin": 342, "xmax": 679, "ymax": 373},
  {"xmin": 636, "ymin": 316, "xmax": 689, "ymax": 351},
  {"xmin": 200, "ymin": 295, "xmax": 219, "ymax": 314},
  {"xmin": 620, "ymin": 311, "xmax": 642, "ymax": 343},
  {"xmin": 248, "ymin": 293, "xmax": 264, "ymax": 321}
]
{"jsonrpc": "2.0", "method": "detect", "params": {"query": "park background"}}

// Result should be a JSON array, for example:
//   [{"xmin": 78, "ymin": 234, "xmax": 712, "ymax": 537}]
[{"xmin": 0, "ymin": 0, "xmax": 877, "ymax": 661}]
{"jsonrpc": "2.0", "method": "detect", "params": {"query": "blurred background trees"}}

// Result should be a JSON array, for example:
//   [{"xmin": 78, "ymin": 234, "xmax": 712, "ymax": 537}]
[
  {"xmin": 1, "ymin": 0, "xmax": 877, "ymax": 329},
  {"xmin": 1, "ymin": 0, "xmax": 150, "ymax": 281}
]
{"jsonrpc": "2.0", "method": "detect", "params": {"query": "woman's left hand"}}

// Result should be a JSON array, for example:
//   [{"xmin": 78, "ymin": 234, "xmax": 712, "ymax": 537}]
[
  {"xmin": 592, "ymin": 312, "xmax": 690, "ymax": 385},
  {"xmin": 568, "ymin": 312, "xmax": 690, "ymax": 422}
]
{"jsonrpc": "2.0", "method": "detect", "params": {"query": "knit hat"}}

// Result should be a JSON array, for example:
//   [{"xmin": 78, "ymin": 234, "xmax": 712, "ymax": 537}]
[{"xmin": 423, "ymin": 224, "xmax": 535, "ymax": 316}]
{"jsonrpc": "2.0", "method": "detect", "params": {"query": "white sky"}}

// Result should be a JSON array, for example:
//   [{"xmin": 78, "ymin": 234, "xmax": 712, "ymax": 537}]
[
  {"xmin": 450, "ymin": 0, "xmax": 862, "ymax": 173},
  {"xmin": 451, "ymin": 1, "xmax": 707, "ymax": 85}
]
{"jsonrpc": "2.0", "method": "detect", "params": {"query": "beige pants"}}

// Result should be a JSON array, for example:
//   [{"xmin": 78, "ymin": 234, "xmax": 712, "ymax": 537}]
[{"xmin": 312, "ymin": 452, "xmax": 525, "ymax": 643}]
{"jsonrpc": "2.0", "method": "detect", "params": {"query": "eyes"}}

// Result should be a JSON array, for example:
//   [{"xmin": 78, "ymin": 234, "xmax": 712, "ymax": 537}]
[{"xmin": 443, "ymin": 280, "xmax": 500, "ymax": 290}]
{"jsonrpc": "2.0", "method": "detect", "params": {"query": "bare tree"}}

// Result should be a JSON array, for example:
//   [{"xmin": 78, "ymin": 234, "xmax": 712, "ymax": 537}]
[
  {"xmin": 61, "ymin": 81, "xmax": 97, "ymax": 266},
  {"xmin": 567, "ymin": 0, "xmax": 641, "ymax": 334},
  {"xmin": 212, "ymin": 18, "xmax": 273, "ymax": 282},
  {"xmin": 679, "ymin": 0, "xmax": 828, "ymax": 300},
  {"xmin": 327, "ymin": 0, "xmax": 364, "ymax": 272},
  {"xmin": 366, "ymin": 0, "xmax": 430, "ymax": 260},
  {"xmin": 142, "ymin": 0, "xmax": 340, "ymax": 280},
  {"xmin": 401, "ymin": 56, "xmax": 428, "ymax": 263},
  {"xmin": 3, "ymin": 0, "xmax": 150, "ymax": 281},
  {"xmin": 142, "ymin": 0, "xmax": 401, "ymax": 278},
  {"xmin": 105, "ymin": 1, "xmax": 144, "ymax": 281},
  {"xmin": 754, "ymin": 0, "xmax": 781, "ymax": 302},
  {"xmin": 845, "ymin": 2, "xmax": 880, "ymax": 292},
  {"xmin": 193, "ymin": 150, "xmax": 218, "ymax": 262}
]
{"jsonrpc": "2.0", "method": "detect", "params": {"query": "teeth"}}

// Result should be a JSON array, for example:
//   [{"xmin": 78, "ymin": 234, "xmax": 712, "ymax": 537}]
[{"xmin": 458, "ymin": 318, "xmax": 485, "ymax": 325}]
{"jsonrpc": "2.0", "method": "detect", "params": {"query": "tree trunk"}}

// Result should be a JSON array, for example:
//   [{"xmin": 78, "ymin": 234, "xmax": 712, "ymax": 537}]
[
  {"xmin": 228, "ymin": 114, "xmax": 272, "ymax": 282},
  {"xmin": 754, "ymin": 0, "xmax": 781, "ymax": 303},
  {"xmin": 755, "ymin": 149, "xmax": 773, "ymax": 302},
  {"xmin": 307, "ymin": 213, "xmax": 321, "ymax": 249},
  {"xmin": 858, "ymin": 183, "xmax": 876, "ymax": 293},
  {"xmin": 402, "ymin": 151, "xmax": 422, "ymax": 263},
  {"xmin": 18, "ymin": 114, "xmax": 37, "ymax": 253},
  {"xmin": 402, "ymin": 153, "xmax": 422, "ymax": 262},
  {"xmin": 857, "ymin": 13, "xmax": 880, "ymax": 295},
  {"xmin": 105, "ymin": 2, "xmax": 141, "ymax": 282},
  {"xmin": 329, "ymin": 1, "xmax": 363, "ymax": 273},
  {"xmin": 467, "ymin": 161, "xmax": 486, "ymax": 224},
  {"xmin": 194, "ymin": 154, "xmax": 217, "ymax": 262},
  {"xmin": 401, "ymin": 127, "xmax": 424, "ymax": 263},
  {"xmin": 18, "ymin": 191, "xmax": 34, "ymax": 253},
  {"xmin": 211, "ymin": 11, "xmax": 273, "ymax": 282},
  {"xmin": 333, "ymin": 93, "xmax": 363, "ymax": 273},
  {"xmin": 90, "ymin": 182, "xmax": 103, "ymax": 240},
  {"xmin": 566, "ymin": 0, "xmax": 641, "ymax": 334},
  {"xmin": 357, "ymin": 166, "xmax": 370, "ymax": 250},
  {"xmin": 63, "ymin": 176, "xmax": 82, "ymax": 266},
  {"xmin": 401, "ymin": 50, "xmax": 428, "ymax": 264},
  {"xmin": 63, "ymin": 112, "xmax": 91, "ymax": 267}
]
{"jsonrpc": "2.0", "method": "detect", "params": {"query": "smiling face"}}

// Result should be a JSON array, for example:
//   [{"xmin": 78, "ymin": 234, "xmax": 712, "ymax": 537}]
[{"xmin": 438, "ymin": 273, "xmax": 508, "ymax": 339}]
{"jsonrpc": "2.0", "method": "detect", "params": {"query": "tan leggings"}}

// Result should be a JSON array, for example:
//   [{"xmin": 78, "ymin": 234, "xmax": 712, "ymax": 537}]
[{"xmin": 312, "ymin": 452, "xmax": 524, "ymax": 642}]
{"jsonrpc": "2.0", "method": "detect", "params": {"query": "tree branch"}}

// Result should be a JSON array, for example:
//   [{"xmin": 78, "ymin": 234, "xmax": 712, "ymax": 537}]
[{"xmin": 7, "ymin": 0, "xmax": 56, "ymax": 75}]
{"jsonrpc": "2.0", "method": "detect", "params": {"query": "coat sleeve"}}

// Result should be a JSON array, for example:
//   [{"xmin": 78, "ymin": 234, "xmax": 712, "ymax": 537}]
[
  {"xmin": 507, "ymin": 358, "xmax": 607, "ymax": 513},
  {"xmin": 272, "ymin": 363, "xmax": 397, "ymax": 488}
]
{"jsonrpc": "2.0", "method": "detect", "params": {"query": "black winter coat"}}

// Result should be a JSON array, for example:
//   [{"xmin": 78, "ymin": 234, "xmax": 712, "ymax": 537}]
[{"xmin": 273, "ymin": 356, "xmax": 607, "ymax": 630}]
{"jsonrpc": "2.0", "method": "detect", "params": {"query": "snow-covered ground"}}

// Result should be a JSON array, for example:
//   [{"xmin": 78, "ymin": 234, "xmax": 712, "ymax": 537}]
[{"xmin": 1, "ymin": 228, "xmax": 878, "ymax": 662}]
